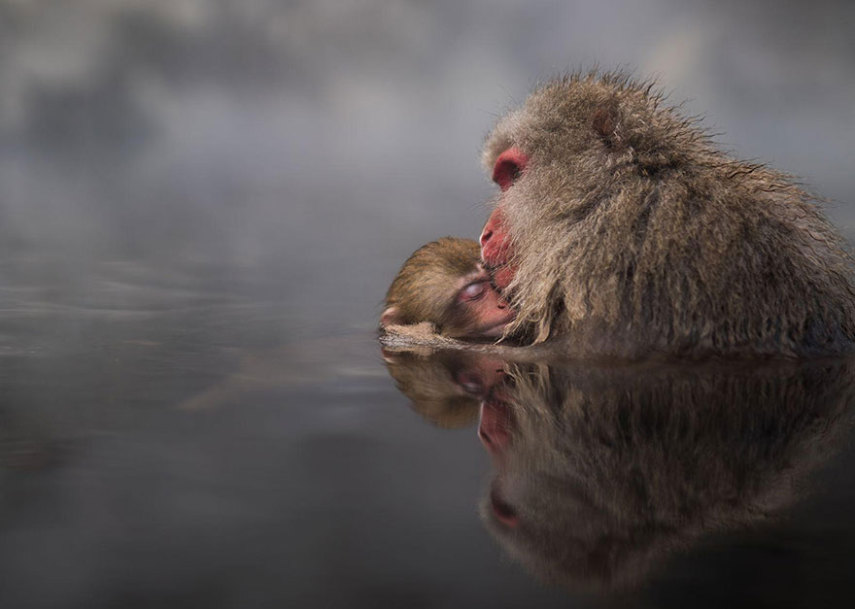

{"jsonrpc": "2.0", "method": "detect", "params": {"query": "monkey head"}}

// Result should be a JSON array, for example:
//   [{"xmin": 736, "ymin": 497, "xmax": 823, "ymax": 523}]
[
  {"xmin": 479, "ymin": 72, "xmax": 855, "ymax": 355},
  {"xmin": 382, "ymin": 237, "xmax": 516, "ymax": 338}
]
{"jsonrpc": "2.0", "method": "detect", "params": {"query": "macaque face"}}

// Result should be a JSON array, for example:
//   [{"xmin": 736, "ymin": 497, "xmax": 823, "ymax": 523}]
[
  {"xmin": 447, "ymin": 263, "xmax": 515, "ymax": 337},
  {"xmin": 480, "ymin": 148, "xmax": 528, "ymax": 291},
  {"xmin": 381, "ymin": 237, "xmax": 516, "ymax": 339}
]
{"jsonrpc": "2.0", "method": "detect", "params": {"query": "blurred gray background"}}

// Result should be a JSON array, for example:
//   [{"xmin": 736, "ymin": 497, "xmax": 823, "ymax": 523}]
[{"xmin": 2, "ymin": 0, "xmax": 854, "ymax": 338}]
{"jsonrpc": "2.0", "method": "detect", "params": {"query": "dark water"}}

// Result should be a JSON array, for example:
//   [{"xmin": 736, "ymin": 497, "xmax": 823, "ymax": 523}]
[{"xmin": 2, "ymin": 261, "xmax": 855, "ymax": 608}]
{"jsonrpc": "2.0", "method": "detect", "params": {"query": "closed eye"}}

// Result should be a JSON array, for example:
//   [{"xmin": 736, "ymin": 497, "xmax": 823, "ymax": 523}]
[{"xmin": 459, "ymin": 281, "xmax": 487, "ymax": 302}]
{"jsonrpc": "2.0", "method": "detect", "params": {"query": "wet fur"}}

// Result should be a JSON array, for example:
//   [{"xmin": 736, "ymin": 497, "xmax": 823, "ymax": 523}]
[
  {"xmin": 484, "ymin": 72, "xmax": 855, "ymax": 358},
  {"xmin": 482, "ymin": 356, "xmax": 855, "ymax": 589}
]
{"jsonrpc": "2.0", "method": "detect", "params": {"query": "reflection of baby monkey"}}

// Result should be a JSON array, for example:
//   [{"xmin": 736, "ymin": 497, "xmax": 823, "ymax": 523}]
[
  {"xmin": 381, "ymin": 348, "xmax": 507, "ymax": 428},
  {"xmin": 381, "ymin": 237, "xmax": 515, "ymax": 338}
]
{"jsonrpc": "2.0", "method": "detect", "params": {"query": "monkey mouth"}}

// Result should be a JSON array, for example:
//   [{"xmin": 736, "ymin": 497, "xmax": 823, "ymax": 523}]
[
  {"xmin": 478, "ymin": 311, "xmax": 517, "ymax": 337},
  {"xmin": 493, "ymin": 267, "xmax": 515, "ymax": 292},
  {"xmin": 485, "ymin": 261, "xmax": 515, "ymax": 292}
]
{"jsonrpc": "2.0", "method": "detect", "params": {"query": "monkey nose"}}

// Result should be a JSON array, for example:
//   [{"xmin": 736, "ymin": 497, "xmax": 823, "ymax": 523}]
[{"xmin": 480, "ymin": 227, "xmax": 493, "ymax": 247}]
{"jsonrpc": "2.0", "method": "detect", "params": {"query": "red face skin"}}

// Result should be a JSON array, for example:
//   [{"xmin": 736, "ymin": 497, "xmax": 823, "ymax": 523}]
[
  {"xmin": 478, "ymin": 398, "xmax": 519, "ymax": 527},
  {"xmin": 480, "ymin": 147, "xmax": 529, "ymax": 291},
  {"xmin": 452, "ymin": 355, "xmax": 507, "ymax": 398},
  {"xmin": 478, "ymin": 398, "xmax": 514, "ymax": 458},
  {"xmin": 456, "ymin": 265, "xmax": 516, "ymax": 337}
]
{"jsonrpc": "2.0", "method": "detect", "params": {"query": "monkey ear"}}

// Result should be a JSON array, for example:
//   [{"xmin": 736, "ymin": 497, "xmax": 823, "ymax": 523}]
[
  {"xmin": 591, "ymin": 102, "xmax": 623, "ymax": 150},
  {"xmin": 381, "ymin": 306, "xmax": 404, "ymax": 327}
]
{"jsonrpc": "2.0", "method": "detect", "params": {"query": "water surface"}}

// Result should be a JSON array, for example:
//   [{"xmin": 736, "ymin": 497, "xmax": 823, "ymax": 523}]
[{"xmin": 2, "ymin": 263, "xmax": 855, "ymax": 608}]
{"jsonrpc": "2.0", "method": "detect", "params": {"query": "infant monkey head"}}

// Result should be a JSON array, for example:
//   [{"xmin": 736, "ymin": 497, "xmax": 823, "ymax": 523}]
[{"xmin": 382, "ymin": 237, "xmax": 515, "ymax": 338}]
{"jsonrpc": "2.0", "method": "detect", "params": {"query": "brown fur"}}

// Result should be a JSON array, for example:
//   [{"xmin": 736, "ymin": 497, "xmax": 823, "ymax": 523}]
[
  {"xmin": 383, "ymin": 237, "xmax": 482, "ymax": 333},
  {"xmin": 378, "ymin": 345, "xmax": 855, "ymax": 590},
  {"xmin": 383, "ymin": 237, "xmax": 515, "ymax": 338},
  {"xmin": 482, "ymin": 355, "xmax": 855, "ymax": 590},
  {"xmin": 381, "ymin": 349, "xmax": 483, "ymax": 429},
  {"xmin": 482, "ymin": 71, "xmax": 855, "ymax": 358}
]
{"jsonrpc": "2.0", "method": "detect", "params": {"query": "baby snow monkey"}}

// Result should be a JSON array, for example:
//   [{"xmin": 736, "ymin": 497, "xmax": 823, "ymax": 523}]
[{"xmin": 381, "ymin": 237, "xmax": 515, "ymax": 338}]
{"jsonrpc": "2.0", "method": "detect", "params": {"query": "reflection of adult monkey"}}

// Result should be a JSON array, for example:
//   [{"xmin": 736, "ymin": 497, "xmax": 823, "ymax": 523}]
[
  {"xmin": 478, "ymin": 358, "xmax": 855, "ymax": 591},
  {"xmin": 480, "ymin": 72, "xmax": 855, "ymax": 358}
]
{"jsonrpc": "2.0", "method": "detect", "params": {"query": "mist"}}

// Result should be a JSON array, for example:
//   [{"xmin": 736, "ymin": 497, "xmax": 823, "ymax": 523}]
[{"xmin": 0, "ymin": 0, "xmax": 852, "ymax": 336}]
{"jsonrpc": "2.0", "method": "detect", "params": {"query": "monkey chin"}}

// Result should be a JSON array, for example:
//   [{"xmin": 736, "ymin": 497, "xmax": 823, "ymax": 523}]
[{"xmin": 476, "ymin": 312, "xmax": 517, "ymax": 338}]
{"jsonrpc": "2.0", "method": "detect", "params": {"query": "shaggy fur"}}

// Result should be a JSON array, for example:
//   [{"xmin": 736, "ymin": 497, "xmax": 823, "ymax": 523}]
[
  {"xmin": 483, "ymin": 72, "xmax": 855, "ymax": 358},
  {"xmin": 480, "ymin": 356, "xmax": 855, "ymax": 590}
]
